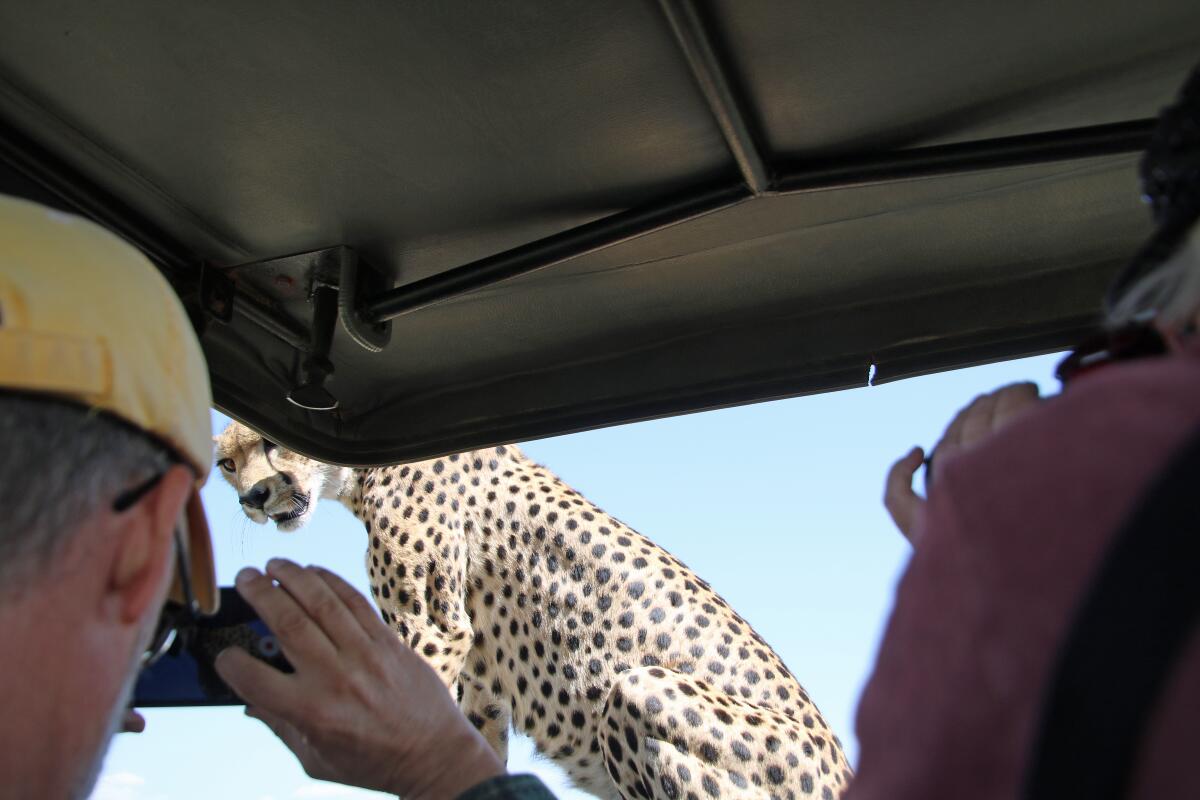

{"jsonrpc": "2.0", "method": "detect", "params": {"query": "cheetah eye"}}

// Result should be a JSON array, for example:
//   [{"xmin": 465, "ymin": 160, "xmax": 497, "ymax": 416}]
[
  {"xmin": 217, "ymin": 458, "xmax": 236, "ymax": 473},
  {"xmin": 262, "ymin": 439, "xmax": 277, "ymax": 454}
]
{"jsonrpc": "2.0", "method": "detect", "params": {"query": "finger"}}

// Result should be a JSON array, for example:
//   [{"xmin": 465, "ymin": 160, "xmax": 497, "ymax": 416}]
[
  {"xmin": 959, "ymin": 392, "xmax": 999, "ymax": 447},
  {"xmin": 120, "ymin": 709, "xmax": 145, "ymax": 734},
  {"xmin": 314, "ymin": 566, "xmax": 394, "ymax": 644},
  {"xmin": 215, "ymin": 645, "xmax": 297, "ymax": 712},
  {"xmin": 234, "ymin": 566, "xmax": 336, "ymax": 665},
  {"xmin": 883, "ymin": 447, "xmax": 925, "ymax": 543},
  {"xmin": 992, "ymin": 382, "xmax": 1040, "ymax": 428},
  {"xmin": 940, "ymin": 394, "xmax": 981, "ymax": 450},
  {"xmin": 265, "ymin": 559, "xmax": 372, "ymax": 652}
]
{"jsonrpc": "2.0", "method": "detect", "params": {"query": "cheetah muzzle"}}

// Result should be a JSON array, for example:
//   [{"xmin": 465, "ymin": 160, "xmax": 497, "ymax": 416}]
[
  {"xmin": 216, "ymin": 422, "xmax": 853, "ymax": 800},
  {"xmin": 268, "ymin": 491, "xmax": 310, "ymax": 524}
]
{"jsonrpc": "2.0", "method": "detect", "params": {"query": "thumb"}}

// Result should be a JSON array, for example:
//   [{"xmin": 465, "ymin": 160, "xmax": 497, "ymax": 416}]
[{"xmin": 884, "ymin": 447, "xmax": 926, "ymax": 544}]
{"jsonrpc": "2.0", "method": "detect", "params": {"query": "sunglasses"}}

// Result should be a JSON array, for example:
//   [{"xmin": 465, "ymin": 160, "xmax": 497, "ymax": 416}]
[{"xmin": 112, "ymin": 471, "xmax": 200, "ymax": 667}]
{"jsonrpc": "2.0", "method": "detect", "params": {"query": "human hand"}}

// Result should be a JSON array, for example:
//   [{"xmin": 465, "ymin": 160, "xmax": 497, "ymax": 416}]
[
  {"xmin": 884, "ymin": 383, "xmax": 1041, "ymax": 544},
  {"xmin": 929, "ymin": 382, "xmax": 1041, "ymax": 471},
  {"xmin": 214, "ymin": 560, "xmax": 504, "ymax": 799}
]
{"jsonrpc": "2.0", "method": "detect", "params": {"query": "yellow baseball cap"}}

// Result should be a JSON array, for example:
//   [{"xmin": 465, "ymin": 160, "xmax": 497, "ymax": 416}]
[{"xmin": 0, "ymin": 193, "xmax": 218, "ymax": 614}]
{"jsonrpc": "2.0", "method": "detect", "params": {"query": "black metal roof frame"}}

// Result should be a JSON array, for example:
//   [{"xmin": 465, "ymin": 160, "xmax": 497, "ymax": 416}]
[
  {"xmin": 0, "ymin": 3, "xmax": 1154, "ymax": 336},
  {"xmin": 0, "ymin": 1, "xmax": 1188, "ymax": 464}
]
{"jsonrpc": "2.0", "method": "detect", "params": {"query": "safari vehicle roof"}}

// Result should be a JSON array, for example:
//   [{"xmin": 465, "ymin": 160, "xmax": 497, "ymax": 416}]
[{"xmin": 1, "ymin": 2, "xmax": 1197, "ymax": 465}]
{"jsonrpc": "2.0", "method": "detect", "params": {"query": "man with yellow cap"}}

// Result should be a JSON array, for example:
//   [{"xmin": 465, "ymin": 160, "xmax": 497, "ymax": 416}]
[
  {"xmin": 0, "ymin": 194, "xmax": 527, "ymax": 799},
  {"xmin": 0, "ymin": 194, "xmax": 221, "ymax": 797}
]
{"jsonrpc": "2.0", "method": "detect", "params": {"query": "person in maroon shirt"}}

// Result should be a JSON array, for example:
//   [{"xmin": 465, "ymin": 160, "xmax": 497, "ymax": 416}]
[{"xmin": 863, "ymin": 67, "xmax": 1200, "ymax": 800}]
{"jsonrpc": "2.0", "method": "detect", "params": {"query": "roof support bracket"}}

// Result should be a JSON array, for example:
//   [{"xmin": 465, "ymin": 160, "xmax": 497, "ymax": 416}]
[
  {"xmin": 219, "ymin": 245, "xmax": 393, "ymax": 411},
  {"xmin": 334, "ymin": 246, "xmax": 392, "ymax": 353},
  {"xmin": 288, "ymin": 279, "xmax": 340, "ymax": 411}
]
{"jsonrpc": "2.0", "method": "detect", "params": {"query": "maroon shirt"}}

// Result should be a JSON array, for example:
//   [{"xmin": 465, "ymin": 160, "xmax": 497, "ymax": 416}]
[{"xmin": 848, "ymin": 346, "xmax": 1200, "ymax": 800}]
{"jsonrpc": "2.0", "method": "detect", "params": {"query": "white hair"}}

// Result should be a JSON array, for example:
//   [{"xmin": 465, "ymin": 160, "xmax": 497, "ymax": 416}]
[
  {"xmin": 0, "ymin": 395, "xmax": 170, "ymax": 595},
  {"xmin": 1107, "ymin": 221, "xmax": 1200, "ymax": 330}
]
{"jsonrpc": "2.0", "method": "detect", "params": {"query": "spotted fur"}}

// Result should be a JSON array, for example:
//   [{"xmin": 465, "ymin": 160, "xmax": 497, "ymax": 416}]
[{"xmin": 216, "ymin": 422, "xmax": 852, "ymax": 799}]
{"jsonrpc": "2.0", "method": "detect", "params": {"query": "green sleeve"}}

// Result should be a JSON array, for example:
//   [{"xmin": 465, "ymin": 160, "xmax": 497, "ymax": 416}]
[{"xmin": 454, "ymin": 773, "xmax": 558, "ymax": 800}]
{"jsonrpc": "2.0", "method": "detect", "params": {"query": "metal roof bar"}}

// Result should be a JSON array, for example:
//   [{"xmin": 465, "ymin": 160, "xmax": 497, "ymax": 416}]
[
  {"xmin": 362, "ymin": 118, "xmax": 1154, "ymax": 324},
  {"xmin": 361, "ymin": 182, "xmax": 751, "ymax": 323},
  {"xmin": 774, "ymin": 118, "xmax": 1154, "ymax": 194},
  {"xmin": 658, "ymin": 0, "xmax": 770, "ymax": 196},
  {"xmin": 0, "ymin": 108, "xmax": 1154, "ymax": 332}
]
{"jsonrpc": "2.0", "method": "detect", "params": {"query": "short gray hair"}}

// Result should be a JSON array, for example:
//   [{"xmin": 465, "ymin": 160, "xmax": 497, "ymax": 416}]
[
  {"xmin": 1107, "ymin": 221, "xmax": 1200, "ymax": 330},
  {"xmin": 0, "ymin": 394, "xmax": 172, "ymax": 594}
]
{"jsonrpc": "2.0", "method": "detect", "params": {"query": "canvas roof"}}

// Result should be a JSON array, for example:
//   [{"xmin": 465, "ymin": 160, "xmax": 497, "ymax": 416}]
[{"xmin": 1, "ymin": 1, "xmax": 1196, "ymax": 463}]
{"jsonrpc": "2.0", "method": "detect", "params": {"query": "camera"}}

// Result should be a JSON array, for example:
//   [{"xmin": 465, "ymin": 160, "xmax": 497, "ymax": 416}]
[{"xmin": 134, "ymin": 587, "xmax": 291, "ymax": 707}]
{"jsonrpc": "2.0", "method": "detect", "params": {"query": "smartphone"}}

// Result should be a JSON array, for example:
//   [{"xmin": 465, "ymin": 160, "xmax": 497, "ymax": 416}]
[{"xmin": 133, "ymin": 587, "xmax": 291, "ymax": 707}]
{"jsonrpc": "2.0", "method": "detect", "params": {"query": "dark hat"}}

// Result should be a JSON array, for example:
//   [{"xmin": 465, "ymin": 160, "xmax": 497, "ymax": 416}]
[{"xmin": 1105, "ymin": 65, "xmax": 1200, "ymax": 311}]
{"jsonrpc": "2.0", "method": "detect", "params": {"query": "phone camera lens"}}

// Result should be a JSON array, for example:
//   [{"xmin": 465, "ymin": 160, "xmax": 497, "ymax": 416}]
[{"xmin": 256, "ymin": 635, "xmax": 281, "ymax": 658}]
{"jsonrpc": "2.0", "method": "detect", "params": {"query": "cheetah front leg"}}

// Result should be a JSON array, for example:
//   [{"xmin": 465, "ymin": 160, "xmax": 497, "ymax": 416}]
[
  {"xmin": 598, "ymin": 667, "xmax": 850, "ymax": 800},
  {"xmin": 367, "ymin": 520, "xmax": 473, "ymax": 695},
  {"xmin": 460, "ymin": 678, "xmax": 512, "ymax": 763},
  {"xmin": 375, "ymin": 540, "xmax": 513, "ymax": 764}
]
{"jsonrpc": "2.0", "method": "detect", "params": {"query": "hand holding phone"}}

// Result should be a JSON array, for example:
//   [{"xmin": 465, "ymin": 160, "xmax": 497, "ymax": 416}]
[
  {"xmin": 210, "ymin": 561, "xmax": 505, "ymax": 798},
  {"xmin": 133, "ymin": 587, "xmax": 291, "ymax": 707}
]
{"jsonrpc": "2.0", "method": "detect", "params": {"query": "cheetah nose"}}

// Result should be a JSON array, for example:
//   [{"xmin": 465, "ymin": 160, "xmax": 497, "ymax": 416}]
[{"xmin": 240, "ymin": 484, "xmax": 271, "ymax": 510}]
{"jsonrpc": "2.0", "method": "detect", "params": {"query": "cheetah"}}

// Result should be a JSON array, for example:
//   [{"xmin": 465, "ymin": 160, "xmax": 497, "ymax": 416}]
[{"xmin": 216, "ymin": 421, "xmax": 852, "ymax": 800}]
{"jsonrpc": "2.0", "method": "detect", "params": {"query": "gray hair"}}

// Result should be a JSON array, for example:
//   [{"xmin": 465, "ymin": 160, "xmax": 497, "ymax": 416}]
[
  {"xmin": 1107, "ymin": 221, "xmax": 1200, "ymax": 330},
  {"xmin": 0, "ymin": 394, "xmax": 172, "ymax": 595}
]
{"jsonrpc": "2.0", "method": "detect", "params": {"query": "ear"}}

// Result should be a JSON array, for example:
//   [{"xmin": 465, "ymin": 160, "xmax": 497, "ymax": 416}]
[{"xmin": 108, "ymin": 465, "xmax": 192, "ymax": 624}]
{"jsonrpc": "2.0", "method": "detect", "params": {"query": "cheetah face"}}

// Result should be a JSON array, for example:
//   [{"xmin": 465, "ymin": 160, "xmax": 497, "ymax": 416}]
[{"xmin": 214, "ymin": 421, "xmax": 352, "ymax": 532}]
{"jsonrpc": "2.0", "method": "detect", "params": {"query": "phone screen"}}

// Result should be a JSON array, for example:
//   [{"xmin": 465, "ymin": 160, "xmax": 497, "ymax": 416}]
[{"xmin": 133, "ymin": 587, "xmax": 291, "ymax": 707}]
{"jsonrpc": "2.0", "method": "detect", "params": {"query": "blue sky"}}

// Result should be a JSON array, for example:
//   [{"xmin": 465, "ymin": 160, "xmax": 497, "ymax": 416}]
[{"xmin": 94, "ymin": 352, "xmax": 1064, "ymax": 800}]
